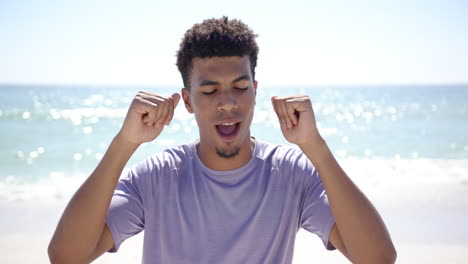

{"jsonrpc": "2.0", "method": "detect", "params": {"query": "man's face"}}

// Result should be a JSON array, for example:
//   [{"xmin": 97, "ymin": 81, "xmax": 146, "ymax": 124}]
[{"xmin": 182, "ymin": 56, "xmax": 257, "ymax": 160}]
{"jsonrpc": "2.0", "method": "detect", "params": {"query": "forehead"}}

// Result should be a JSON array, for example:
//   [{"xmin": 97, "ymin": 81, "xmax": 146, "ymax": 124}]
[{"xmin": 190, "ymin": 56, "xmax": 252, "ymax": 83}]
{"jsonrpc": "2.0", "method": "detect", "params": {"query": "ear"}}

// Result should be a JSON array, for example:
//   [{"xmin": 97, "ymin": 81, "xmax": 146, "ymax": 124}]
[
  {"xmin": 181, "ymin": 88, "xmax": 194, "ymax": 114},
  {"xmin": 253, "ymin": 81, "xmax": 258, "ymax": 96}
]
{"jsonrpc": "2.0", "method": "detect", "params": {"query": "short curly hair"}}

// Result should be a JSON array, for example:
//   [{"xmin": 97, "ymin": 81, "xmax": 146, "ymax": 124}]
[{"xmin": 176, "ymin": 16, "xmax": 259, "ymax": 89}]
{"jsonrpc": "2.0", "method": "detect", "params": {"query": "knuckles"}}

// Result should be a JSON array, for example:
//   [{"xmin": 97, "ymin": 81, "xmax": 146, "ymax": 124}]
[
  {"xmin": 272, "ymin": 94, "xmax": 311, "ymax": 104},
  {"xmin": 132, "ymin": 92, "xmax": 173, "ymax": 108}
]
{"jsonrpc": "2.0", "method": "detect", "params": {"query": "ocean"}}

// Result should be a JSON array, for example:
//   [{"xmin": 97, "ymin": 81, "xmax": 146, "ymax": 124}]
[{"xmin": 1, "ymin": 84, "xmax": 468, "ymax": 202}]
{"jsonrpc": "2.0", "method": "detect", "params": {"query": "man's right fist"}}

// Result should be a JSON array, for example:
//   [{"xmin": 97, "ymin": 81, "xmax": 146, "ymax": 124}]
[{"xmin": 117, "ymin": 91, "xmax": 181, "ymax": 145}]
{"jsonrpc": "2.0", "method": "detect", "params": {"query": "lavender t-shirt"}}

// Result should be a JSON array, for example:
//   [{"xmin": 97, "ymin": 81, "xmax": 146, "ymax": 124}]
[{"xmin": 106, "ymin": 139, "xmax": 336, "ymax": 263}]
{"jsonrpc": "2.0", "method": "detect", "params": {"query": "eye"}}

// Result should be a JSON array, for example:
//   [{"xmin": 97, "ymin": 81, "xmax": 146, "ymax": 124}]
[
  {"xmin": 235, "ymin": 87, "xmax": 248, "ymax": 91},
  {"xmin": 202, "ymin": 90, "xmax": 216, "ymax": 95}
]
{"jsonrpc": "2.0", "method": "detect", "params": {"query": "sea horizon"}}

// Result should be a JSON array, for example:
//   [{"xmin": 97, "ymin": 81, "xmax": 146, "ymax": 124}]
[{"xmin": 1, "ymin": 83, "xmax": 468, "ymax": 203}]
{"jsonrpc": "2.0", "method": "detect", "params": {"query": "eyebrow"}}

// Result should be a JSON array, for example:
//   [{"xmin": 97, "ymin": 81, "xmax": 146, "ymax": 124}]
[{"xmin": 199, "ymin": 75, "xmax": 251, "ymax": 87}]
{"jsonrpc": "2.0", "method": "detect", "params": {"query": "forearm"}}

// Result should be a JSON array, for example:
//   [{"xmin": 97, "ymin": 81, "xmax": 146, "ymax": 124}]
[
  {"xmin": 48, "ymin": 134, "xmax": 139, "ymax": 261},
  {"xmin": 300, "ymin": 138, "xmax": 395, "ymax": 263}
]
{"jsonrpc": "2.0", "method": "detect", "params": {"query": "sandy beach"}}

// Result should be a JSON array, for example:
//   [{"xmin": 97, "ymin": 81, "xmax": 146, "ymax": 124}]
[{"xmin": 2, "ymin": 232, "xmax": 468, "ymax": 263}]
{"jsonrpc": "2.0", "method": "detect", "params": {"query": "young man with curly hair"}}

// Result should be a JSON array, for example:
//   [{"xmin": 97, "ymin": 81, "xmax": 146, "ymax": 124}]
[{"xmin": 48, "ymin": 17, "xmax": 396, "ymax": 263}]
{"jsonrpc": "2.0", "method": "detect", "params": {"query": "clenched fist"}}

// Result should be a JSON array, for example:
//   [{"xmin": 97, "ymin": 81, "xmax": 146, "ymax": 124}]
[
  {"xmin": 271, "ymin": 94, "xmax": 323, "ymax": 148},
  {"xmin": 117, "ymin": 91, "xmax": 181, "ymax": 145}
]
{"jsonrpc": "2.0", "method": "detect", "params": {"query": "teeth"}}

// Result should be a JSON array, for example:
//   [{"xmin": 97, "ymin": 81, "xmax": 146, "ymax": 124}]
[{"xmin": 221, "ymin": 122, "xmax": 236, "ymax": 126}]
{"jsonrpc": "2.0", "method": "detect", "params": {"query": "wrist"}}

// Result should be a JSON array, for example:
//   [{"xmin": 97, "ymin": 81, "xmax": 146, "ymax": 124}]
[
  {"xmin": 113, "ymin": 133, "xmax": 141, "ymax": 151},
  {"xmin": 298, "ymin": 135, "xmax": 326, "ymax": 151},
  {"xmin": 298, "ymin": 137, "xmax": 331, "ymax": 166}
]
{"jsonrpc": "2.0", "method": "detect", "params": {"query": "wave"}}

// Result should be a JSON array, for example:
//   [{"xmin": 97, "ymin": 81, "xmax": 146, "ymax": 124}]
[{"xmin": 1, "ymin": 158, "xmax": 467, "ymax": 204}]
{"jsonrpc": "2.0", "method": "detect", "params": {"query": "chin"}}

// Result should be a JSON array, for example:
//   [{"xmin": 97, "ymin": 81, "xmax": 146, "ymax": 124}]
[{"xmin": 215, "ymin": 145, "xmax": 240, "ymax": 159}]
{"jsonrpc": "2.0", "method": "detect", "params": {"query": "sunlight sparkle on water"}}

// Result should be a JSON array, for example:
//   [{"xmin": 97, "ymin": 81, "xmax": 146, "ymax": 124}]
[
  {"xmin": 364, "ymin": 149, "xmax": 372, "ymax": 157},
  {"xmin": 73, "ymin": 153, "xmax": 83, "ymax": 161},
  {"xmin": 83, "ymin": 126, "xmax": 93, "ymax": 134},
  {"xmin": 16, "ymin": 151, "xmax": 24, "ymax": 159},
  {"xmin": 85, "ymin": 148, "xmax": 92, "ymax": 155},
  {"xmin": 336, "ymin": 149, "xmax": 347, "ymax": 157},
  {"xmin": 22, "ymin": 111, "xmax": 31, "ymax": 119}
]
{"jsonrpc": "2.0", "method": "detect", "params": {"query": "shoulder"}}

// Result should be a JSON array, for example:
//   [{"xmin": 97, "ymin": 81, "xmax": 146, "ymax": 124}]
[
  {"xmin": 256, "ymin": 139, "xmax": 317, "ymax": 180},
  {"xmin": 256, "ymin": 139, "xmax": 311, "ymax": 171},
  {"xmin": 256, "ymin": 140, "xmax": 318, "ymax": 189},
  {"xmin": 130, "ymin": 142, "xmax": 194, "ymax": 177},
  {"xmin": 119, "ymin": 143, "xmax": 194, "ymax": 197}
]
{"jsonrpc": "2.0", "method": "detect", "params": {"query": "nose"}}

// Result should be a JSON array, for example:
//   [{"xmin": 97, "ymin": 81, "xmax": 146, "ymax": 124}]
[{"xmin": 217, "ymin": 92, "xmax": 238, "ymax": 112}]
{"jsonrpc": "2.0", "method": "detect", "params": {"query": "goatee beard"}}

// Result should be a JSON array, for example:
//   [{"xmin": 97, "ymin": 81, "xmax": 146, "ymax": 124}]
[{"xmin": 216, "ymin": 146, "xmax": 240, "ymax": 159}]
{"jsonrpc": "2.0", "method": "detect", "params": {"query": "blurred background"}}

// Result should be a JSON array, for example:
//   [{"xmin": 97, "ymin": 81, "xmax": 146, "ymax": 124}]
[{"xmin": 1, "ymin": 0, "xmax": 467, "ymax": 263}]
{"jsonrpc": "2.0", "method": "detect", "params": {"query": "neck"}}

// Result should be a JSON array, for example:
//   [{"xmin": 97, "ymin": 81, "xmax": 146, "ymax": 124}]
[{"xmin": 196, "ymin": 137, "xmax": 255, "ymax": 171}]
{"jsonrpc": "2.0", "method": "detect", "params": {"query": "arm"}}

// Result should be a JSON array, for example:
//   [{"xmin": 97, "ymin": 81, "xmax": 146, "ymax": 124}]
[
  {"xmin": 272, "ymin": 95, "xmax": 396, "ymax": 264},
  {"xmin": 48, "ymin": 91, "xmax": 180, "ymax": 263},
  {"xmin": 301, "ymin": 139, "xmax": 395, "ymax": 263}
]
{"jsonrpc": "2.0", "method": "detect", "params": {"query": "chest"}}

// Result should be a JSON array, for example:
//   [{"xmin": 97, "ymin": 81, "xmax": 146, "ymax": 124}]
[
  {"xmin": 142, "ymin": 167, "xmax": 302, "ymax": 263},
  {"xmin": 148, "ymin": 167, "xmax": 300, "ymax": 232}
]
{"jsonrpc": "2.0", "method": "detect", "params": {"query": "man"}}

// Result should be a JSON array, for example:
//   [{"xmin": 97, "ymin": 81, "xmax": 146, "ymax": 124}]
[{"xmin": 48, "ymin": 17, "xmax": 396, "ymax": 263}]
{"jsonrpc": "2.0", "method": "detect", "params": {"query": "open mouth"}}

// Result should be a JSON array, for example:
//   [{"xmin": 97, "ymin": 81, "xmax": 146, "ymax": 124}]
[{"xmin": 215, "ymin": 122, "xmax": 241, "ymax": 141}]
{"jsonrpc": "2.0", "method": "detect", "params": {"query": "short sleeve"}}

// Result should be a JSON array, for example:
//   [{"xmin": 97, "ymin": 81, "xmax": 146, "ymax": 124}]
[
  {"xmin": 298, "ymin": 157, "xmax": 336, "ymax": 251},
  {"xmin": 106, "ymin": 168, "xmax": 145, "ymax": 252}
]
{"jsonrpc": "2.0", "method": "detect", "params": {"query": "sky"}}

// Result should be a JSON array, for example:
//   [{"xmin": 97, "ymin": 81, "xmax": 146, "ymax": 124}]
[{"xmin": 0, "ymin": 0, "xmax": 467, "ymax": 86}]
